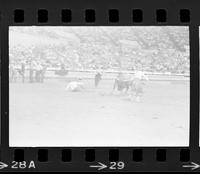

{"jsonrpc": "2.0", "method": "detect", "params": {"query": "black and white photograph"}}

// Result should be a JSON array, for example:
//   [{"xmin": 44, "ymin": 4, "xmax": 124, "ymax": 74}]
[{"xmin": 9, "ymin": 26, "xmax": 190, "ymax": 147}]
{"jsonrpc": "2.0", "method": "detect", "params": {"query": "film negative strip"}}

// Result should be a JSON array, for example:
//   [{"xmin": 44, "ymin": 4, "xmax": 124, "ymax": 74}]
[{"xmin": 0, "ymin": 0, "xmax": 199, "ymax": 172}]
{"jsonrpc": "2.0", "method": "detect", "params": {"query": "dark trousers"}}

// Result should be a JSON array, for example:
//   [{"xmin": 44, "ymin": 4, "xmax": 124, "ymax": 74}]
[{"xmin": 29, "ymin": 70, "xmax": 34, "ymax": 83}]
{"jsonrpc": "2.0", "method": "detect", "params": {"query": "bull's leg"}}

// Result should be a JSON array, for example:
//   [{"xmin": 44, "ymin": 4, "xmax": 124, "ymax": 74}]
[
  {"xmin": 112, "ymin": 79, "xmax": 117, "ymax": 91},
  {"xmin": 125, "ymin": 85, "xmax": 129, "ymax": 93},
  {"xmin": 128, "ymin": 91, "xmax": 135, "ymax": 101},
  {"xmin": 121, "ymin": 86, "xmax": 128, "ymax": 96},
  {"xmin": 128, "ymin": 87, "xmax": 135, "ymax": 101},
  {"xmin": 22, "ymin": 73, "xmax": 25, "ymax": 83}
]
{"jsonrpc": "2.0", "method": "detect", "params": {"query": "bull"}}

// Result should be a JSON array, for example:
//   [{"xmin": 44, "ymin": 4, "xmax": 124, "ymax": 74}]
[{"xmin": 112, "ymin": 71, "xmax": 149, "ymax": 102}]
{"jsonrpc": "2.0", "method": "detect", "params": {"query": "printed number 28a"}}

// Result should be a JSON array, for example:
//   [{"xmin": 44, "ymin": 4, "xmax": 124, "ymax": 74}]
[
  {"xmin": 109, "ymin": 161, "xmax": 125, "ymax": 170},
  {"xmin": 11, "ymin": 161, "xmax": 36, "ymax": 169}
]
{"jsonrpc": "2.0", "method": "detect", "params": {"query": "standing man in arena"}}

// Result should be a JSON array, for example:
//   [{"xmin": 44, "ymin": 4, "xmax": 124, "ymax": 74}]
[
  {"xmin": 35, "ymin": 61, "xmax": 43, "ymax": 82},
  {"xmin": 29, "ymin": 60, "xmax": 35, "ymax": 83},
  {"xmin": 94, "ymin": 70, "xmax": 102, "ymax": 88},
  {"xmin": 20, "ymin": 61, "xmax": 26, "ymax": 83},
  {"xmin": 9, "ymin": 63, "xmax": 18, "ymax": 83},
  {"xmin": 40, "ymin": 62, "xmax": 47, "ymax": 83}
]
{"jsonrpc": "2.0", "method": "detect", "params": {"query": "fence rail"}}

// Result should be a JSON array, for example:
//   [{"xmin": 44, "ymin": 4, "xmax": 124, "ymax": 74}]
[{"xmin": 11, "ymin": 68, "xmax": 190, "ymax": 82}]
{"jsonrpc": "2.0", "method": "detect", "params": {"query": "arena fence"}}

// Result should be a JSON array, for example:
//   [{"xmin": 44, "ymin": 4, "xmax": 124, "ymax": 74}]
[{"xmin": 12, "ymin": 68, "xmax": 189, "ymax": 82}]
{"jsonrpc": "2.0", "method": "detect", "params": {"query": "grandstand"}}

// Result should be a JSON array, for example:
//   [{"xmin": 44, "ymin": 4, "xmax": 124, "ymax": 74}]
[{"xmin": 9, "ymin": 26, "xmax": 189, "ymax": 74}]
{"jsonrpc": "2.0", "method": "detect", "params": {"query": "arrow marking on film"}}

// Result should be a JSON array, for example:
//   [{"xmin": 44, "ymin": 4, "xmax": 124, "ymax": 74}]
[
  {"xmin": 89, "ymin": 162, "xmax": 107, "ymax": 170},
  {"xmin": 182, "ymin": 162, "xmax": 200, "ymax": 171},
  {"xmin": 0, "ymin": 162, "xmax": 8, "ymax": 170}
]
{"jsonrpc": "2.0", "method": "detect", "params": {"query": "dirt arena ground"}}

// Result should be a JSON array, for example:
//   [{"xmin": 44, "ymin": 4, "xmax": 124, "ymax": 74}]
[{"xmin": 9, "ymin": 77, "xmax": 190, "ymax": 147}]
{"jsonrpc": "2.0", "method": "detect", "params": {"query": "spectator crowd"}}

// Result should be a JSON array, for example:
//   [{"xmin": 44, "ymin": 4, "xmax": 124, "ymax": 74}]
[{"xmin": 9, "ymin": 26, "xmax": 189, "ymax": 83}]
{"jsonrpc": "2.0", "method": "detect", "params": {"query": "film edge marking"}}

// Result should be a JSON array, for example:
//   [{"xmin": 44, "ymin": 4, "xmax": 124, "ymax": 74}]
[
  {"xmin": 89, "ymin": 162, "xmax": 107, "ymax": 170},
  {"xmin": 89, "ymin": 161, "xmax": 125, "ymax": 170},
  {"xmin": 182, "ymin": 162, "xmax": 200, "ymax": 171},
  {"xmin": 0, "ymin": 162, "xmax": 8, "ymax": 170}
]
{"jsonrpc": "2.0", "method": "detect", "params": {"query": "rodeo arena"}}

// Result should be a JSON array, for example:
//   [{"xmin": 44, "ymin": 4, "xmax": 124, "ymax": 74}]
[{"xmin": 9, "ymin": 26, "xmax": 190, "ymax": 147}]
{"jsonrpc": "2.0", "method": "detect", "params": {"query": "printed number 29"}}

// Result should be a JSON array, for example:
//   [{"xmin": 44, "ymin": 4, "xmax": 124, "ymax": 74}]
[{"xmin": 109, "ymin": 161, "xmax": 125, "ymax": 170}]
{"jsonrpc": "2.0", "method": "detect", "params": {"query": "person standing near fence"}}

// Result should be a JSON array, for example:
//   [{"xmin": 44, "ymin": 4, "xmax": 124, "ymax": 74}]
[
  {"xmin": 20, "ymin": 61, "xmax": 25, "ymax": 83},
  {"xmin": 94, "ymin": 71, "xmax": 102, "ymax": 88},
  {"xmin": 29, "ymin": 60, "xmax": 34, "ymax": 83},
  {"xmin": 9, "ymin": 63, "xmax": 18, "ymax": 83},
  {"xmin": 40, "ymin": 63, "xmax": 47, "ymax": 83},
  {"xmin": 35, "ymin": 61, "xmax": 43, "ymax": 83}
]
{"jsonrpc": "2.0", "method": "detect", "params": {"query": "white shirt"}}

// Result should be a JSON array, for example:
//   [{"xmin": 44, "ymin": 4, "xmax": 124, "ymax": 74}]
[
  {"xmin": 65, "ymin": 81, "xmax": 84, "ymax": 91},
  {"xmin": 134, "ymin": 71, "xmax": 149, "ymax": 80}
]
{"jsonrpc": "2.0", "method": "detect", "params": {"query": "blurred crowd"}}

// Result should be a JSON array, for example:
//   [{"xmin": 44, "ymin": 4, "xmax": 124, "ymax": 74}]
[{"xmin": 9, "ymin": 26, "xmax": 190, "ymax": 82}]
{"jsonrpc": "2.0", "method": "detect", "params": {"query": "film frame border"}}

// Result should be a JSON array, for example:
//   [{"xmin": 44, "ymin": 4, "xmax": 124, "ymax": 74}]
[{"xmin": 0, "ymin": 0, "xmax": 199, "ymax": 172}]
